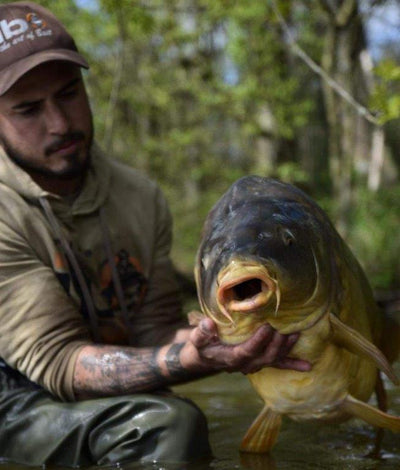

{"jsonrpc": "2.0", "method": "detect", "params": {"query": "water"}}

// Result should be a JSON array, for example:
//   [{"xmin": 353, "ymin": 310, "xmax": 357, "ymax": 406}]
[{"xmin": 1, "ymin": 362, "xmax": 399, "ymax": 470}]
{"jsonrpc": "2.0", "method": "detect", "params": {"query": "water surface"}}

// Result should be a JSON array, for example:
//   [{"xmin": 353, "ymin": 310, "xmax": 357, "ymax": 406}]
[{"xmin": 2, "ymin": 362, "xmax": 399, "ymax": 470}]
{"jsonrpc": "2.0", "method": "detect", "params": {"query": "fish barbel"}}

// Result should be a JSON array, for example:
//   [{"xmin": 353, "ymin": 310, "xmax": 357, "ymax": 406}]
[{"xmin": 194, "ymin": 176, "xmax": 400, "ymax": 453}]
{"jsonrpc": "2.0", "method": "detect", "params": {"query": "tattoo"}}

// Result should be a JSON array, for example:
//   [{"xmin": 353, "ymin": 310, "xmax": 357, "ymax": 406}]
[
  {"xmin": 165, "ymin": 343, "xmax": 193, "ymax": 381},
  {"xmin": 74, "ymin": 343, "xmax": 197, "ymax": 399},
  {"xmin": 150, "ymin": 347, "xmax": 165, "ymax": 381},
  {"xmin": 74, "ymin": 346, "xmax": 170, "ymax": 398}
]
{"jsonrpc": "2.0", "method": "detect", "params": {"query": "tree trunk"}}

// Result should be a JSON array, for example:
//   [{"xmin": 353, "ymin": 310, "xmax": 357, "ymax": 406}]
[
  {"xmin": 254, "ymin": 106, "xmax": 280, "ymax": 175},
  {"xmin": 319, "ymin": 0, "xmax": 373, "ymax": 233},
  {"xmin": 368, "ymin": 126, "xmax": 385, "ymax": 191}
]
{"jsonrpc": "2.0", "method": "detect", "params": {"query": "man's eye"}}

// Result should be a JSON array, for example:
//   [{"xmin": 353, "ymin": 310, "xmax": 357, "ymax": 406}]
[
  {"xmin": 59, "ymin": 87, "xmax": 79, "ymax": 99},
  {"xmin": 18, "ymin": 106, "xmax": 39, "ymax": 116}
]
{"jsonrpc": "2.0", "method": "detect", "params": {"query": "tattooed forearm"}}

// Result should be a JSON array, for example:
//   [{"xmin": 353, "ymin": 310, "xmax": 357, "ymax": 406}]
[
  {"xmin": 73, "ymin": 343, "xmax": 200, "ymax": 400},
  {"xmin": 74, "ymin": 345, "xmax": 168, "ymax": 398},
  {"xmin": 165, "ymin": 343, "xmax": 193, "ymax": 381}
]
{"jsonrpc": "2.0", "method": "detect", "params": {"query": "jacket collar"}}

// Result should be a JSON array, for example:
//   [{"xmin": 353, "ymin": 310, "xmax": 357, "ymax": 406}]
[{"xmin": 0, "ymin": 142, "xmax": 111, "ymax": 216}]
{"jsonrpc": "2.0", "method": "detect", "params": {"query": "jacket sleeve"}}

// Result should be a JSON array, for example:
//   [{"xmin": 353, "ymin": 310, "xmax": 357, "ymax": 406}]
[
  {"xmin": 0, "ymin": 219, "xmax": 91, "ymax": 401},
  {"xmin": 128, "ymin": 186, "xmax": 189, "ymax": 346}
]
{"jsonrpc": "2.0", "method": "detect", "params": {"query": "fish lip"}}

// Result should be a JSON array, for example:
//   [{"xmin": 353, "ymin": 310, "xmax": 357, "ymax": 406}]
[{"xmin": 217, "ymin": 261, "xmax": 278, "ymax": 315}]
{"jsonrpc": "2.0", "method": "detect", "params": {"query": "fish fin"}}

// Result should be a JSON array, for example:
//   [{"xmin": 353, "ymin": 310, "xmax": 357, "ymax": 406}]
[
  {"xmin": 240, "ymin": 406, "xmax": 282, "ymax": 454},
  {"xmin": 341, "ymin": 395, "xmax": 400, "ymax": 433},
  {"xmin": 329, "ymin": 313, "xmax": 399, "ymax": 385},
  {"xmin": 187, "ymin": 310, "xmax": 204, "ymax": 326}
]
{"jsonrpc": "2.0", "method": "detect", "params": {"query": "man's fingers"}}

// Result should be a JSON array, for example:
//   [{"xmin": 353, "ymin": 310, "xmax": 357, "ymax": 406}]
[
  {"xmin": 190, "ymin": 318, "xmax": 219, "ymax": 348},
  {"xmin": 239, "ymin": 324, "xmax": 274, "ymax": 356},
  {"xmin": 272, "ymin": 333, "xmax": 299, "ymax": 361},
  {"xmin": 283, "ymin": 333, "xmax": 300, "ymax": 353},
  {"xmin": 275, "ymin": 357, "xmax": 312, "ymax": 372},
  {"xmin": 190, "ymin": 318, "xmax": 312, "ymax": 374},
  {"xmin": 262, "ymin": 330, "xmax": 286, "ymax": 362}
]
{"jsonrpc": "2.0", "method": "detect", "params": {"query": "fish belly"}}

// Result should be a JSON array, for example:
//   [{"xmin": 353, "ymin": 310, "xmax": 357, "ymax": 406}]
[{"xmin": 247, "ymin": 343, "xmax": 377, "ymax": 423}]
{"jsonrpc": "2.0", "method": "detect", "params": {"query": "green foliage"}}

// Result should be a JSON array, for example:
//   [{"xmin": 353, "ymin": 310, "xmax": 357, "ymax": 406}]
[
  {"xmin": 340, "ymin": 187, "xmax": 400, "ymax": 290},
  {"xmin": 225, "ymin": 0, "xmax": 312, "ymax": 139},
  {"xmin": 370, "ymin": 60, "xmax": 400, "ymax": 124},
  {"xmin": 307, "ymin": 185, "xmax": 400, "ymax": 291},
  {"xmin": 275, "ymin": 162, "xmax": 308, "ymax": 183}
]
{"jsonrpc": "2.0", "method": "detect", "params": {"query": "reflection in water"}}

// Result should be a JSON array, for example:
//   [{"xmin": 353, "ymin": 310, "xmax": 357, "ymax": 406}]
[
  {"xmin": 1, "ymin": 362, "xmax": 399, "ymax": 470},
  {"xmin": 240, "ymin": 452, "xmax": 277, "ymax": 470},
  {"xmin": 173, "ymin": 364, "xmax": 400, "ymax": 470}
]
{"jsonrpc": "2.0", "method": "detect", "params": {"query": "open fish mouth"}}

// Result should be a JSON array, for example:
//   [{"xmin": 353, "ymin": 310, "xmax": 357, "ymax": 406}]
[{"xmin": 216, "ymin": 261, "xmax": 280, "ymax": 323}]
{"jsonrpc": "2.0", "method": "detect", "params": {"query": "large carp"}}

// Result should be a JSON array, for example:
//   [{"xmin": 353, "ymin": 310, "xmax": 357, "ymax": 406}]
[{"xmin": 194, "ymin": 176, "xmax": 400, "ymax": 453}]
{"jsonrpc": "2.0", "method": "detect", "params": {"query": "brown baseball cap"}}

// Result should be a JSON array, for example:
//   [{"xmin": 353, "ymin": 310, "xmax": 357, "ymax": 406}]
[{"xmin": 0, "ymin": 1, "xmax": 89, "ymax": 95}]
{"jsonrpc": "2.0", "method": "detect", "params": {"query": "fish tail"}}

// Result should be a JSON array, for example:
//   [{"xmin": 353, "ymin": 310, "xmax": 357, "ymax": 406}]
[
  {"xmin": 342, "ymin": 395, "xmax": 400, "ymax": 433},
  {"xmin": 240, "ymin": 406, "xmax": 282, "ymax": 454}
]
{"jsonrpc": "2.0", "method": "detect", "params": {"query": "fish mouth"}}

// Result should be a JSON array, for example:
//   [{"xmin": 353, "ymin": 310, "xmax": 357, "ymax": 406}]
[{"xmin": 216, "ymin": 260, "xmax": 280, "ymax": 323}]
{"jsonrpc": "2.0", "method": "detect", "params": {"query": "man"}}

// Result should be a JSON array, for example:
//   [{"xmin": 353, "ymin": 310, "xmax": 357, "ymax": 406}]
[{"xmin": 0, "ymin": 2, "xmax": 310, "ymax": 467}]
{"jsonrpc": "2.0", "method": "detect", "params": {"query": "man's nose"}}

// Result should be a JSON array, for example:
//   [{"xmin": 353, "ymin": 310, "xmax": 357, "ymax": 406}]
[{"xmin": 45, "ymin": 101, "xmax": 71, "ymax": 135}]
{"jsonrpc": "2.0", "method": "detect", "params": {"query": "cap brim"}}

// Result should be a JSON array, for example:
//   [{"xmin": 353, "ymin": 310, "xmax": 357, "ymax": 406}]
[{"xmin": 0, "ymin": 49, "xmax": 89, "ymax": 96}]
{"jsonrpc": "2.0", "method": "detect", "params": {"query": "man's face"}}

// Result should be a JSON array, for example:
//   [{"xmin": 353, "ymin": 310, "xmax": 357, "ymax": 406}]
[{"xmin": 0, "ymin": 61, "xmax": 93, "ymax": 181}]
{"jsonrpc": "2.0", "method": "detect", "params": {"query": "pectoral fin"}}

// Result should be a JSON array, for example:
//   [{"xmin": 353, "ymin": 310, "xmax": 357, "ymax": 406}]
[
  {"xmin": 329, "ymin": 313, "xmax": 399, "ymax": 385},
  {"xmin": 342, "ymin": 395, "xmax": 400, "ymax": 433},
  {"xmin": 240, "ymin": 406, "xmax": 282, "ymax": 454}
]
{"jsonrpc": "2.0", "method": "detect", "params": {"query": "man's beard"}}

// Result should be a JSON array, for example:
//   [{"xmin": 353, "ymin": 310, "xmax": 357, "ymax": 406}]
[{"xmin": 0, "ymin": 129, "xmax": 93, "ymax": 181}]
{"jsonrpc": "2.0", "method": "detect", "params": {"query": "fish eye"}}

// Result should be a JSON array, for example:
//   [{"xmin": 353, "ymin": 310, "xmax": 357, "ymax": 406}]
[{"xmin": 282, "ymin": 229, "xmax": 295, "ymax": 246}]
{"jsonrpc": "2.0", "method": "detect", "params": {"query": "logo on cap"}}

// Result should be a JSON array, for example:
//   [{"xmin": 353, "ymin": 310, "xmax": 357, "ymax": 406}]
[
  {"xmin": 0, "ymin": 12, "xmax": 51, "ymax": 49},
  {"xmin": 26, "ymin": 13, "xmax": 47, "ymax": 30}
]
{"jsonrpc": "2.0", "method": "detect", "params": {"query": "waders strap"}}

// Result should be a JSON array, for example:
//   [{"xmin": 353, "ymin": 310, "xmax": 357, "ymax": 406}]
[{"xmin": 39, "ymin": 197, "xmax": 101, "ymax": 342}]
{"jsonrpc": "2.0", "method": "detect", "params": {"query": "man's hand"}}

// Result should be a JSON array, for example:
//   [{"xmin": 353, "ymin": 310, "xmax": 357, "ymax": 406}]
[
  {"xmin": 73, "ymin": 318, "xmax": 310, "ymax": 400},
  {"xmin": 186, "ymin": 317, "xmax": 311, "ymax": 375}
]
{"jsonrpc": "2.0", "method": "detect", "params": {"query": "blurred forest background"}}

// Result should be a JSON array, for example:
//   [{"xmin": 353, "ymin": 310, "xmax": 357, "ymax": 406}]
[{"xmin": 18, "ymin": 0, "xmax": 400, "ymax": 296}]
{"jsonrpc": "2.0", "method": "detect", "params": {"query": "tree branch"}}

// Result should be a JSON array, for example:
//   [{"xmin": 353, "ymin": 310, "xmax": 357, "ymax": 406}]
[
  {"xmin": 318, "ymin": 0, "xmax": 358, "ymax": 27},
  {"xmin": 336, "ymin": 0, "xmax": 358, "ymax": 27},
  {"xmin": 319, "ymin": 0, "xmax": 336, "ymax": 18},
  {"xmin": 270, "ymin": 0, "xmax": 381, "ymax": 126}
]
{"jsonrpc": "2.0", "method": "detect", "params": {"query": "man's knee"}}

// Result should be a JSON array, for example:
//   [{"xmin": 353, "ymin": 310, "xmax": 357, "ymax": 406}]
[
  {"xmin": 157, "ymin": 395, "xmax": 211, "ymax": 461},
  {"xmin": 92, "ymin": 393, "xmax": 212, "ymax": 465}
]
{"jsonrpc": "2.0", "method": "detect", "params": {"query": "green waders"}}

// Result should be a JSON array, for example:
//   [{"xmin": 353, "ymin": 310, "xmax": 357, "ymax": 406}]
[{"xmin": 0, "ymin": 365, "xmax": 211, "ymax": 467}]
